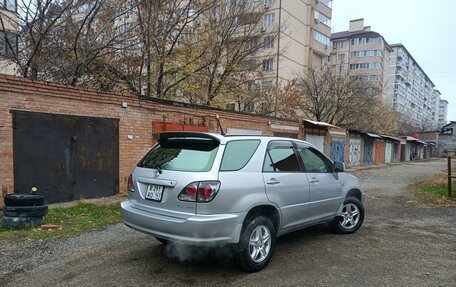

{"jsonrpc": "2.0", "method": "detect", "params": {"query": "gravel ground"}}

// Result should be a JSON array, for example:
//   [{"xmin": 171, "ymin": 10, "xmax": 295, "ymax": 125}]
[{"xmin": 1, "ymin": 159, "xmax": 455, "ymax": 287}]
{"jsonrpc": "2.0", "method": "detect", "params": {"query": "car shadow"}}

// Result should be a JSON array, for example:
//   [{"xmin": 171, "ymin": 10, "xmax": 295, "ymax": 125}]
[{"xmin": 149, "ymin": 223, "xmax": 334, "ymax": 273}]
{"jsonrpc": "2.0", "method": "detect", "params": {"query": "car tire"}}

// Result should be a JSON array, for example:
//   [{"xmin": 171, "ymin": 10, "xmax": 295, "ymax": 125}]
[
  {"xmin": 237, "ymin": 215, "xmax": 276, "ymax": 273},
  {"xmin": 330, "ymin": 196, "xmax": 364, "ymax": 234},
  {"xmin": 4, "ymin": 194, "xmax": 45, "ymax": 207},
  {"xmin": 2, "ymin": 216, "xmax": 44, "ymax": 229},
  {"xmin": 155, "ymin": 237, "xmax": 168, "ymax": 245},
  {"xmin": 3, "ymin": 205, "xmax": 48, "ymax": 217}
]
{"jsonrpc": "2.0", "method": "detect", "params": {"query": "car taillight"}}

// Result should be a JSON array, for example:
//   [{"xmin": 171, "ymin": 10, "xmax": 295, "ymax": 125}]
[
  {"xmin": 178, "ymin": 181, "xmax": 220, "ymax": 203},
  {"xmin": 179, "ymin": 182, "xmax": 198, "ymax": 201},
  {"xmin": 128, "ymin": 174, "xmax": 135, "ymax": 192}
]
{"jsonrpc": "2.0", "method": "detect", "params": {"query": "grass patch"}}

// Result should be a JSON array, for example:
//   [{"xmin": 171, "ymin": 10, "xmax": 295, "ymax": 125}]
[
  {"xmin": 0, "ymin": 202, "xmax": 121, "ymax": 241},
  {"xmin": 415, "ymin": 174, "xmax": 456, "ymax": 207},
  {"xmin": 422, "ymin": 185, "xmax": 450, "ymax": 197}
]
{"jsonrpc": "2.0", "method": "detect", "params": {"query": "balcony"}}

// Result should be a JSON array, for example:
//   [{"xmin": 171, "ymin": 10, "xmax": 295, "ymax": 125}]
[
  {"xmin": 313, "ymin": 40, "xmax": 330, "ymax": 57},
  {"xmin": 404, "ymin": 77, "xmax": 411, "ymax": 86}
]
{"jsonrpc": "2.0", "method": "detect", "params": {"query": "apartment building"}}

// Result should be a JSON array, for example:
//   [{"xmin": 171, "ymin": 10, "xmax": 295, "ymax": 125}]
[
  {"xmin": 0, "ymin": 0, "xmax": 19, "ymax": 75},
  {"xmin": 330, "ymin": 19, "xmax": 392, "ymax": 96},
  {"xmin": 386, "ymin": 44, "xmax": 441, "ymax": 129},
  {"xmin": 438, "ymin": 99, "xmax": 448, "ymax": 128},
  {"xmin": 432, "ymin": 89, "xmax": 441, "ymax": 127},
  {"xmin": 252, "ymin": 0, "xmax": 333, "ymax": 92}
]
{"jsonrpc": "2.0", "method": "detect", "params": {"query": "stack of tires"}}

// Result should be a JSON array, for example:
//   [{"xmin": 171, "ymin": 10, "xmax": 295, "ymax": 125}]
[{"xmin": 2, "ymin": 194, "xmax": 48, "ymax": 229}]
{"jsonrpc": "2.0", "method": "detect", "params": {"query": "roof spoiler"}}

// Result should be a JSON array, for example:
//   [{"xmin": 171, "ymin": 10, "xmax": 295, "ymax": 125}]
[{"xmin": 154, "ymin": 132, "xmax": 221, "ymax": 142}]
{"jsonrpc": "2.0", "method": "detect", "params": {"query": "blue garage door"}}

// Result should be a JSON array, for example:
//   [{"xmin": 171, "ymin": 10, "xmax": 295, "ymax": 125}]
[
  {"xmin": 363, "ymin": 140, "xmax": 374, "ymax": 165},
  {"xmin": 330, "ymin": 138, "xmax": 345, "ymax": 163}
]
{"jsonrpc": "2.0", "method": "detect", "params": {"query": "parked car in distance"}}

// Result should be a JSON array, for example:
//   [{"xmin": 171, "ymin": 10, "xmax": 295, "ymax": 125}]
[{"xmin": 121, "ymin": 132, "xmax": 364, "ymax": 272}]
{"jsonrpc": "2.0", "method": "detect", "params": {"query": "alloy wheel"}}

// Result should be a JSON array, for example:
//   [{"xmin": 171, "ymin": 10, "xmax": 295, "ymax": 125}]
[
  {"xmin": 339, "ymin": 203, "xmax": 360, "ymax": 229},
  {"xmin": 248, "ymin": 225, "xmax": 272, "ymax": 263}
]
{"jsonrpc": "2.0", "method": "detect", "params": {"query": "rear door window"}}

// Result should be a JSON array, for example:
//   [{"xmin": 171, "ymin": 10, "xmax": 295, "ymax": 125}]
[
  {"xmin": 137, "ymin": 138, "xmax": 219, "ymax": 172},
  {"xmin": 263, "ymin": 141, "xmax": 301, "ymax": 172},
  {"xmin": 220, "ymin": 140, "xmax": 261, "ymax": 171}
]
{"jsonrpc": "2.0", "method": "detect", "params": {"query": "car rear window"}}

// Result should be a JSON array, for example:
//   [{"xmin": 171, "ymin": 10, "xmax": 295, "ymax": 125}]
[
  {"xmin": 220, "ymin": 140, "xmax": 260, "ymax": 171},
  {"xmin": 137, "ymin": 138, "xmax": 219, "ymax": 172}
]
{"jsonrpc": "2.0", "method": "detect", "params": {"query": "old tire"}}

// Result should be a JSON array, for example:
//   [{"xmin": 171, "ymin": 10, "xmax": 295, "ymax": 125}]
[
  {"xmin": 330, "ymin": 197, "xmax": 364, "ymax": 234},
  {"xmin": 2, "ymin": 216, "xmax": 44, "ymax": 229},
  {"xmin": 237, "ymin": 215, "xmax": 276, "ymax": 273},
  {"xmin": 3, "ymin": 205, "xmax": 48, "ymax": 217},
  {"xmin": 4, "ymin": 194, "xmax": 45, "ymax": 207}
]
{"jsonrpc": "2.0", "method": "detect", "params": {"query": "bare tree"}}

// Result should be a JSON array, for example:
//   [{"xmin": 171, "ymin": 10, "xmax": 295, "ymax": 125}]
[
  {"xmin": 295, "ymin": 66, "xmax": 397, "ymax": 134},
  {"xmin": 181, "ymin": 1, "xmax": 275, "ymax": 106},
  {"xmin": 1, "ymin": 0, "xmax": 284, "ymax": 106},
  {"xmin": 121, "ymin": 0, "xmax": 216, "ymax": 98},
  {"xmin": 236, "ymin": 79, "xmax": 300, "ymax": 117},
  {"xmin": 43, "ymin": 0, "xmax": 140, "ymax": 87},
  {"xmin": 0, "ymin": 0, "xmax": 78, "ymax": 79},
  {"xmin": 0, "ymin": 0, "xmax": 133, "ymax": 87}
]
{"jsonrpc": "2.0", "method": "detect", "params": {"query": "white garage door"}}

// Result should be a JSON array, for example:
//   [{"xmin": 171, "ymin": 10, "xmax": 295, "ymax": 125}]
[{"xmin": 305, "ymin": 135, "xmax": 325, "ymax": 152}]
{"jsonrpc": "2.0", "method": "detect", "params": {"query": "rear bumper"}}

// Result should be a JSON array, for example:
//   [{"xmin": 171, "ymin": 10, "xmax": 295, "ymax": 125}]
[{"xmin": 121, "ymin": 200, "xmax": 244, "ymax": 245}]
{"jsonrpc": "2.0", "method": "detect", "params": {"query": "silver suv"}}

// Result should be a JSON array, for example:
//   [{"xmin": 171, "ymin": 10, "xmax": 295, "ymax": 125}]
[{"xmin": 121, "ymin": 132, "xmax": 364, "ymax": 272}]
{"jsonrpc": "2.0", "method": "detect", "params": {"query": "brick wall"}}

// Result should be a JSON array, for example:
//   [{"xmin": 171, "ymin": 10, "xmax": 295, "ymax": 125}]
[{"xmin": 0, "ymin": 75, "xmax": 303, "ymax": 205}]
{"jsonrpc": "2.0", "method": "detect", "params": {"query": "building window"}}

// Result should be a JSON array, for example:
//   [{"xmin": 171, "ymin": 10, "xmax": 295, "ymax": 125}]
[
  {"xmin": 226, "ymin": 103, "xmax": 236, "ymax": 111},
  {"xmin": 350, "ymin": 50, "xmax": 382, "ymax": 57},
  {"xmin": 337, "ymin": 65, "xmax": 344, "ymax": 74},
  {"xmin": 338, "ymin": 41, "xmax": 345, "ymax": 49},
  {"xmin": 262, "ymin": 80, "xmax": 273, "ymax": 91},
  {"xmin": 319, "ymin": 0, "xmax": 332, "ymax": 8},
  {"xmin": 0, "ymin": 32, "xmax": 18, "ymax": 57},
  {"xmin": 245, "ymin": 102, "xmax": 254, "ymax": 112},
  {"xmin": 332, "ymin": 41, "xmax": 337, "ymax": 49},
  {"xmin": 314, "ymin": 10, "xmax": 331, "ymax": 27},
  {"xmin": 245, "ymin": 81, "xmax": 256, "ymax": 91},
  {"xmin": 1, "ymin": 0, "xmax": 17, "ymax": 12},
  {"xmin": 349, "ymin": 62, "xmax": 381, "ymax": 70},
  {"xmin": 263, "ymin": 13, "xmax": 275, "ymax": 28},
  {"xmin": 313, "ymin": 31, "xmax": 330, "ymax": 46},
  {"xmin": 262, "ymin": 58, "xmax": 273, "ymax": 71},
  {"xmin": 263, "ymin": 36, "xmax": 274, "ymax": 49},
  {"xmin": 337, "ymin": 53, "xmax": 345, "ymax": 63},
  {"xmin": 324, "ymin": 55, "xmax": 330, "ymax": 64}
]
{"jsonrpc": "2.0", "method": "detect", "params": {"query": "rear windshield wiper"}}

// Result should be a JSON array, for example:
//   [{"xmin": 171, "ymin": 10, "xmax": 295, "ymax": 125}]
[{"xmin": 138, "ymin": 163, "xmax": 163, "ymax": 173}]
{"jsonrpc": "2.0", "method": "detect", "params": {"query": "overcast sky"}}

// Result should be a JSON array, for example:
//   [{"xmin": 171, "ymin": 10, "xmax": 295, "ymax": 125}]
[{"xmin": 331, "ymin": 0, "xmax": 456, "ymax": 123}]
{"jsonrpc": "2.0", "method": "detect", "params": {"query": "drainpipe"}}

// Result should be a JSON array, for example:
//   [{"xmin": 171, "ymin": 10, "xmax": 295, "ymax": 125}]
[{"xmin": 275, "ymin": 0, "xmax": 282, "ymax": 103}]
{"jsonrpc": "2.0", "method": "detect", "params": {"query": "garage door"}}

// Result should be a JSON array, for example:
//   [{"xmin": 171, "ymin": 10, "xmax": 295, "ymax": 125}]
[
  {"xmin": 330, "ymin": 137, "xmax": 345, "ymax": 163},
  {"xmin": 305, "ymin": 135, "xmax": 325, "ymax": 152},
  {"xmin": 349, "ymin": 139, "xmax": 361, "ymax": 167},
  {"xmin": 13, "ymin": 111, "xmax": 119, "ymax": 204}
]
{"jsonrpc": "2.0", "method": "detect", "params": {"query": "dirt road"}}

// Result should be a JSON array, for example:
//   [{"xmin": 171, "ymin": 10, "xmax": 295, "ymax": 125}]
[{"xmin": 1, "ymin": 159, "xmax": 455, "ymax": 286}]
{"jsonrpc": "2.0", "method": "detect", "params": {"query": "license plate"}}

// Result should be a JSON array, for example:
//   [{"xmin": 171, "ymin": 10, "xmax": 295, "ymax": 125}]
[{"xmin": 145, "ymin": 184, "xmax": 164, "ymax": 201}]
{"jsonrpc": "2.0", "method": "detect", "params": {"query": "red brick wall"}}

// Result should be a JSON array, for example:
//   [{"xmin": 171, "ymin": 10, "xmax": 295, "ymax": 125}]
[{"xmin": 0, "ymin": 75, "xmax": 303, "ymax": 205}]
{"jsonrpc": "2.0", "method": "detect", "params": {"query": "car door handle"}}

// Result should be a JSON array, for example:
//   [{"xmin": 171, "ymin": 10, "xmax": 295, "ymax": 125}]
[
  {"xmin": 266, "ymin": 178, "xmax": 280, "ymax": 185},
  {"xmin": 309, "ymin": 177, "xmax": 319, "ymax": 184}
]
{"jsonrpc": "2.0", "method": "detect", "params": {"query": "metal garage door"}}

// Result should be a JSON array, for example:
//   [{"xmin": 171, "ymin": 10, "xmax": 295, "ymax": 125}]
[
  {"xmin": 385, "ymin": 142, "xmax": 392, "ymax": 163},
  {"xmin": 330, "ymin": 137, "xmax": 345, "ymax": 163},
  {"xmin": 13, "ymin": 111, "xmax": 119, "ymax": 204},
  {"xmin": 306, "ymin": 135, "xmax": 325, "ymax": 152},
  {"xmin": 363, "ymin": 140, "xmax": 374, "ymax": 165},
  {"xmin": 349, "ymin": 139, "xmax": 361, "ymax": 167}
]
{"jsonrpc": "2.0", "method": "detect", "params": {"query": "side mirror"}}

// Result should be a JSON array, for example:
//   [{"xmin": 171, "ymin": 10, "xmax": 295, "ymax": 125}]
[{"xmin": 334, "ymin": 161, "xmax": 345, "ymax": 173}]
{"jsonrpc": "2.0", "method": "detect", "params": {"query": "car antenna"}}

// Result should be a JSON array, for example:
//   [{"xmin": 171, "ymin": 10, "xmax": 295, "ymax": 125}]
[{"xmin": 215, "ymin": 115, "xmax": 225, "ymax": 135}]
